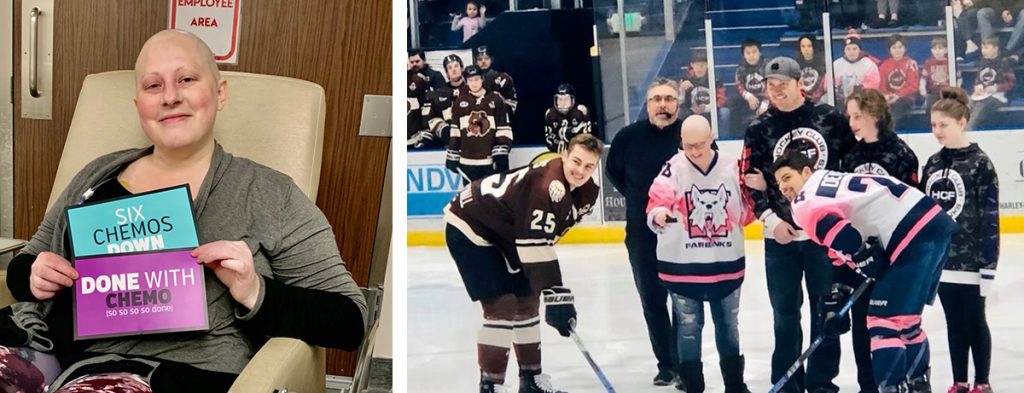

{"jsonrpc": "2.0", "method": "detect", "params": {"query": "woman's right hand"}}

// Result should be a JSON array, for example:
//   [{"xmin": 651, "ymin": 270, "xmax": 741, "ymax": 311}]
[{"xmin": 29, "ymin": 251, "xmax": 79, "ymax": 300}]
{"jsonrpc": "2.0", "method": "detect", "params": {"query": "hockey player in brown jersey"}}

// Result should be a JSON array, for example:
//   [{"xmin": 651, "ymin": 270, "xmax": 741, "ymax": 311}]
[
  {"xmin": 406, "ymin": 69, "xmax": 430, "ymax": 148},
  {"xmin": 444, "ymin": 133, "xmax": 602, "ymax": 393},
  {"xmin": 447, "ymin": 65, "xmax": 514, "ymax": 186},
  {"xmin": 420, "ymin": 54, "xmax": 469, "ymax": 149},
  {"xmin": 543, "ymin": 84, "xmax": 592, "ymax": 153},
  {"xmin": 475, "ymin": 46, "xmax": 518, "ymax": 114}
]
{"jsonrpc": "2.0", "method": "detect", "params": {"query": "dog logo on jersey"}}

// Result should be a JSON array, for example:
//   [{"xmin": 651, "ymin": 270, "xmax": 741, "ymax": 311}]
[
  {"xmin": 549, "ymin": 180, "xmax": 566, "ymax": 203},
  {"xmin": 459, "ymin": 101, "xmax": 469, "ymax": 108},
  {"xmin": 488, "ymin": 100, "xmax": 496, "ymax": 109},
  {"xmin": 685, "ymin": 184, "xmax": 730, "ymax": 238},
  {"xmin": 926, "ymin": 169, "xmax": 966, "ymax": 220},
  {"xmin": 773, "ymin": 127, "xmax": 829, "ymax": 170},
  {"xmin": 466, "ymin": 111, "xmax": 492, "ymax": 137},
  {"xmin": 853, "ymin": 162, "xmax": 891, "ymax": 177}
]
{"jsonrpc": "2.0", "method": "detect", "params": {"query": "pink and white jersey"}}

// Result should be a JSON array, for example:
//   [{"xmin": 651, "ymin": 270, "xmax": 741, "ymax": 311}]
[
  {"xmin": 791, "ymin": 170, "xmax": 945, "ymax": 265},
  {"xmin": 646, "ymin": 151, "xmax": 755, "ymax": 299}
]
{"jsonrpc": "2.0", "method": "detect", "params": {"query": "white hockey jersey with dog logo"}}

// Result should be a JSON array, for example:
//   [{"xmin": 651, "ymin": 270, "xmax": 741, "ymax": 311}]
[{"xmin": 646, "ymin": 150, "xmax": 754, "ymax": 299}]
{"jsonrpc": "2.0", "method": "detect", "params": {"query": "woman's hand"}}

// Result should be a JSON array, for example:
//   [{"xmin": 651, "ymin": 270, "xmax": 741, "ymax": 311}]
[
  {"xmin": 193, "ymin": 240, "xmax": 261, "ymax": 310},
  {"xmin": 29, "ymin": 252, "xmax": 79, "ymax": 300}
]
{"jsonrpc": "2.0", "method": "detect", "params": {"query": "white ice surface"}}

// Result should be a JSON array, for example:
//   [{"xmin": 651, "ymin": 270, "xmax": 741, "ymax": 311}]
[{"xmin": 408, "ymin": 236, "xmax": 1024, "ymax": 392}]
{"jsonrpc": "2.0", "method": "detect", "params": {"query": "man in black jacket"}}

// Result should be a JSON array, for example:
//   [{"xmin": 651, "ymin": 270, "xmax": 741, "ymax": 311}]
[
  {"xmin": 605, "ymin": 77, "xmax": 682, "ymax": 386},
  {"xmin": 409, "ymin": 49, "xmax": 446, "ymax": 90},
  {"xmin": 740, "ymin": 57, "xmax": 856, "ymax": 393}
]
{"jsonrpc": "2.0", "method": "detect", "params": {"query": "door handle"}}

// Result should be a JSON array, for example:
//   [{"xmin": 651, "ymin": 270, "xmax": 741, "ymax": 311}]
[
  {"xmin": 29, "ymin": 7, "xmax": 40, "ymax": 98},
  {"xmin": 21, "ymin": 0, "xmax": 52, "ymax": 119}
]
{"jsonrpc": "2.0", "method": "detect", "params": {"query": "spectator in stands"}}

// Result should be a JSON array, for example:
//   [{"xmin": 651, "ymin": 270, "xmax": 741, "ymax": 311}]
[
  {"xmin": 795, "ymin": 34, "xmax": 828, "ymax": 104},
  {"xmin": 1003, "ymin": 3, "xmax": 1024, "ymax": 61},
  {"xmin": 956, "ymin": 0, "xmax": 1014, "ymax": 56},
  {"xmin": 796, "ymin": 0, "xmax": 824, "ymax": 31},
  {"xmin": 834, "ymin": 0, "xmax": 873, "ymax": 29},
  {"xmin": 409, "ymin": 49, "xmax": 446, "ymax": 90},
  {"xmin": 730, "ymin": 38, "xmax": 768, "ymax": 132},
  {"xmin": 877, "ymin": 0, "xmax": 901, "ymax": 26},
  {"xmin": 922, "ymin": 36, "xmax": 959, "ymax": 110},
  {"xmin": 969, "ymin": 35, "xmax": 1017, "ymax": 130},
  {"xmin": 878, "ymin": 34, "xmax": 920, "ymax": 128},
  {"xmin": 451, "ymin": 1, "xmax": 487, "ymax": 43},
  {"xmin": 834, "ymin": 36, "xmax": 880, "ymax": 108},
  {"xmin": 679, "ymin": 51, "xmax": 730, "ymax": 137}
]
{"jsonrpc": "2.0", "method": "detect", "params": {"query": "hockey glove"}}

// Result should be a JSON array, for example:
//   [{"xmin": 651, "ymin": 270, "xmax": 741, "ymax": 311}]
[
  {"xmin": 817, "ymin": 283, "xmax": 854, "ymax": 338},
  {"xmin": 980, "ymin": 268, "xmax": 996, "ymax": 297},
  {"xmin": 541, "ymin": 286, "xmax": 577, "ymax": 337},
  {"xmin": 851, "ymin": 237, "xmax": 889, "ymax": 279},
  {"xmin": 492, "ymin": 146, "xmax": 510, "ymax": 173},
  {"xmin": 445, "ymin": 149, "xmax": 460, "ymax": 172}
]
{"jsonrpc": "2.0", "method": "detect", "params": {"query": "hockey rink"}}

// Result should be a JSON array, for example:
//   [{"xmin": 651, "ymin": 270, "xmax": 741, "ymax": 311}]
[{"xmin": 408, "ymin": 235, "xmax": 1024, "ymax": 392}]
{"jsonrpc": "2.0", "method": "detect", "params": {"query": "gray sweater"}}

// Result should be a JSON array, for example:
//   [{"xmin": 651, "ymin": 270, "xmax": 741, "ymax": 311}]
[{"xmin": 16, "ymin": 143, "xmax": 367, "ymax": 374}]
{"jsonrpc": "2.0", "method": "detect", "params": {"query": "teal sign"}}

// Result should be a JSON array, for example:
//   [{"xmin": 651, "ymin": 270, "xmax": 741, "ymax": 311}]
[{"xmin": 66, "ymin": 185, "xmax": 199, "ymax": 258}]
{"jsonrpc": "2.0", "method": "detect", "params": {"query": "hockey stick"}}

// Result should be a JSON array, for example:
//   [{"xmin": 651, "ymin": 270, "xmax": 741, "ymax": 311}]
[
  {"xmin": 569, "ymin": 327, "xmax": 617, "ymax": 393},
  {"xmin": 767, "ymin": 277, "xmax": 875, "ymax": 393}
]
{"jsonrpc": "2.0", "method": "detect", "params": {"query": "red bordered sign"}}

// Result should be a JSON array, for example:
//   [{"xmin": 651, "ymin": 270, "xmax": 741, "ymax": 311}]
[{"xmin": 168, "ymin": 0, "xmax": 242, "ymax": 64}]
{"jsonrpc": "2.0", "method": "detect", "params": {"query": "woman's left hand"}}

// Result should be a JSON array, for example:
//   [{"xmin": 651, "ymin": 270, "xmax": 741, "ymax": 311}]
[{"xmin": 193, "ymin": 240, "xmax": 261, "ymax": 310}]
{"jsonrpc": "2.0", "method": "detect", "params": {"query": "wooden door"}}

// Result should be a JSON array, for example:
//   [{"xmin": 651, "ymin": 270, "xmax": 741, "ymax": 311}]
[{"xmin": 13, "ymin": 0, "xmax": 391, "ymax": 377}]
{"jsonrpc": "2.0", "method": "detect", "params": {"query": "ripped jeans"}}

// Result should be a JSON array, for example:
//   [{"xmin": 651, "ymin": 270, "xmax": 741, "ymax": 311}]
[{"xmin": 670, "ymin": 287, "xmax": 742, "ymax": 362}]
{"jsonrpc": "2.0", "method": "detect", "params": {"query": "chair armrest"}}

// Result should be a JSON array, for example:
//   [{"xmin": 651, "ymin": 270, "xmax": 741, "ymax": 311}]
[
  {"xmin": 229, "ymin": 337, "xmax": 326, "ymax": 393},
  {"xmin": 0, "ymin": 271, "xmax": 15, "ymax": 308}
]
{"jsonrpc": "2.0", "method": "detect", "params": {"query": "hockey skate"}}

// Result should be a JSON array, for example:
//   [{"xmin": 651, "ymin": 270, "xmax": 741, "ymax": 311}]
[
  {"xmin": 518, "ymin": 372, "xmax": 567, "ymax": 393},
  {"xmin": 969, "ymin": 384, "xmax": 993, "ymax": 393},
  {"xmin": 879, "ymin": 383, "xmax": 909, "ymax": 393},
  {"xmin": 480, "ymin": 379, "xmax": 512, "ymax": 393},
  {"xmin": 907, "ymin": 374, "xmax": 932, "ymax": 393}
]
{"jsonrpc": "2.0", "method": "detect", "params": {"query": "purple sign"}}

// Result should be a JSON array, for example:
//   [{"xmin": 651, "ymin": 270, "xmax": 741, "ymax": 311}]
[{"xmin": 73, "ymin": 249, "xmax": 208, "ymax": 340}]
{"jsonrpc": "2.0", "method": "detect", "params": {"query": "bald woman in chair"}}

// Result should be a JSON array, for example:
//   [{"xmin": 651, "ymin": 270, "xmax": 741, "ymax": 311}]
[{"xmin": 0, "ymin": 30, "xmax": 365, "ymax": 392}]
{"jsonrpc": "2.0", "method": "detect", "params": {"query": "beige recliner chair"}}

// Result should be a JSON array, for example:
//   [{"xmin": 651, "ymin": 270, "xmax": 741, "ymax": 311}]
[{"xmin": 1, "ymin": 70, "xmax": 330, "ymax": 392}]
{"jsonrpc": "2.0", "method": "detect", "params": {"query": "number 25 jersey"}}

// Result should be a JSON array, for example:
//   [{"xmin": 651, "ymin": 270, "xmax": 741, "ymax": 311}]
[
  {"xmin": 790, "ymin": 170, "xmax": 949, "ymax": 265},
  {"xmin": 443, "ymin": 157, "xmax": 599, "ymax": 289}
]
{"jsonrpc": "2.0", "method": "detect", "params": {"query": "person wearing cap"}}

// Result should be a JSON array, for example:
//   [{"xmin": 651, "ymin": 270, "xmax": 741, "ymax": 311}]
[
  {"xmin": 475, "ymin": 46, "xmax": 519, "ymax": 113},
  {"xmin": 446, "ymin": 65, "xmax": 513, "ymax": 186},
  {"xmin": 833, "ymin": 36, "xmax": 880, "ymax": 107},
  {"xmin": 408, "ymin": 49, "xmax": 446, "ymax": 91},
  {"xmin": 605, "ymin": 77, "xmax": 684, "ymax": 387},
  {"xmin": 420, "ymin": 54, "xmax": 469, "ymax": 149},
  {"xmin": 740, "ymin": 56, "xmax": 856, "ymax": 393}
]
